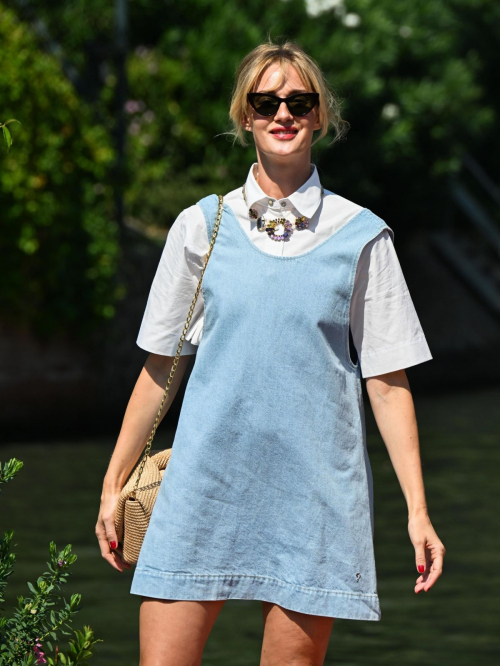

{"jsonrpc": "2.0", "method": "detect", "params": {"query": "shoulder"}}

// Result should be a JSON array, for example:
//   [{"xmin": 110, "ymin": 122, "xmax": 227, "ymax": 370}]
[
  {"xmin": 166, "ymin": 204, "xmax": 204, "ymax": 240},
  {"xmin": 175, "ymin": 184, "xmax": 238, "ymax": 240},
  {"xmin": 165, "ymin": 203, "xmax": 209, "ymax": 260},
  {"xmin": 324, "ymin": 189, "xmax": 394, "ymax": 244},
  {"xmin": 195, "ymin": 184, "xmax": 240, "ymax": 209},
  {"xmin": 322, "ymin": 189, "xmax": 364, "ymax": 220},
  {"xmin": 191, "ymin": 186, "xmax": 241, "ymax": 238},
  {"xmin": 223, "ymin": 184, "xmax": 245, "ymax": 204}
]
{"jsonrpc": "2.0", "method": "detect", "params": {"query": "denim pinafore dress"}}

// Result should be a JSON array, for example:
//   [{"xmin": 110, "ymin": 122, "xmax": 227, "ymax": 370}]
[{"xmin": 130, "ymin": 193, "xmax": 394, "ymax": 621}]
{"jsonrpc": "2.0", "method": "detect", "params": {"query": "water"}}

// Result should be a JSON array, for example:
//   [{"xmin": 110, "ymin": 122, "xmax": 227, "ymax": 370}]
[{"xmin": 2, "ymin": 385, "xmax": 499, "ymax": 665}]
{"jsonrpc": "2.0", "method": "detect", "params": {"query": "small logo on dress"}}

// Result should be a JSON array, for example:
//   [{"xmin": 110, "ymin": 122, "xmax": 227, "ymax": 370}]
[{"xmin": 355, "ymin": 572, "xmax": 361, "ymax": 582}]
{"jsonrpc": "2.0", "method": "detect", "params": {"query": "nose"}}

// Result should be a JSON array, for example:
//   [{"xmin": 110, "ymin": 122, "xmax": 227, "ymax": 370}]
[{"xmin": 275, "ymin": 101, "xmax": 293, "ymax": 122}]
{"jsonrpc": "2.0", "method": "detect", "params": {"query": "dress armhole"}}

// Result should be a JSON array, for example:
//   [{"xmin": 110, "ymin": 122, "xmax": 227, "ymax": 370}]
[{"xmin": 348, "ymin": 325, "xmax": 358, "ymax": 367}]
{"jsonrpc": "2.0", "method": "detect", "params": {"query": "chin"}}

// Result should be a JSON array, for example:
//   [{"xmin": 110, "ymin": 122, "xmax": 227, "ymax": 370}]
[{"xmin": 264, "ymin": 140, "xmax": 303, "ymax": 155}]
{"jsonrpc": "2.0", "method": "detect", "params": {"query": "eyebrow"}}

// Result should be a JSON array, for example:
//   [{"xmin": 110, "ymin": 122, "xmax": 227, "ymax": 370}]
[{"xmin": 257, "ymin": 88, "xmax": 309, "ymax": 95}]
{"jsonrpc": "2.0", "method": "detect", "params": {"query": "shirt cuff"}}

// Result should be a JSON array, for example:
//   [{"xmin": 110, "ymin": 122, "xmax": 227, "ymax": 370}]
[
  {"xmin": 135, "ymin": 335, "xmax": 199, "ymax": 356},
  {"xmin": 360, "ymin": 336, "xmax": 433, "ymax": 378}
]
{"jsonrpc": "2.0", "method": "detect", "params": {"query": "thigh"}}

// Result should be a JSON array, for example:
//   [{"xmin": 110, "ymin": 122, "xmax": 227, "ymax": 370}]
[
  {"xmin": 139, "ymin": 597, "xmax": 226, "ymax": 666},
  {"xmin": 260, "ymin": 601, "xmax": 335, "ymax": 666}
]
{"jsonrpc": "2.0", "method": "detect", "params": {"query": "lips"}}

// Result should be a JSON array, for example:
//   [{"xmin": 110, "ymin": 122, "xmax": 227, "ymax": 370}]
[{"xmin": 271, "ymin": 127, "xmax": 298, "ymax": 134}]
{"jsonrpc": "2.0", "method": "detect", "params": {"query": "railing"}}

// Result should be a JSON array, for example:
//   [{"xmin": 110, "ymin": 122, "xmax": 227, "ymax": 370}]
[{"xmin": 428, "ymin": 153, "xmax": 500, "ymax": 317}]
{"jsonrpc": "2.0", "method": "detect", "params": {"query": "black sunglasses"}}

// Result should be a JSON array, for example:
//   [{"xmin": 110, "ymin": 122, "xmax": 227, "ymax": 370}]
[{"xmin": 247, "ymin": 92, "xmax": 319, "ymax": 117}]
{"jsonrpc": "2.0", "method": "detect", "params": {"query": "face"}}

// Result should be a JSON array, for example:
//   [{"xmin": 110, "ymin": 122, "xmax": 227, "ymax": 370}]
[{"xmin": 241, "ymin": 62, "xmax": 322, "ymax": 160}]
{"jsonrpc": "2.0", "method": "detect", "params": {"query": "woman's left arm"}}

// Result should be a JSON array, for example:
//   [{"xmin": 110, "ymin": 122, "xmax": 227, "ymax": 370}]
[{"xmin": 365, "ymin": 368, "xmax": 446, "ymax": 594}]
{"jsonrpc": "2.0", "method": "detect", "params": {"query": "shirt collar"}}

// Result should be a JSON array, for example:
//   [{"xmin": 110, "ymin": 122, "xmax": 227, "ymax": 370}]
[{"xmin": 244, "ymin": 162, "xmax": 324, "ymax": 219}]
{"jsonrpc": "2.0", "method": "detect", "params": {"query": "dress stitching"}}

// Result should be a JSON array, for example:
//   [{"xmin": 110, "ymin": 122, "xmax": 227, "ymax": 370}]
[
  {"xmin": 344, "ymin": 220, "xmax": 388, "ymax": 371},
  {"xmin": 216, "ymin": 196, "xmax": 371, "ymax": 262},
  {"xmin": 135, "ymin": 568, "xmax": 379, "ymax": 598}
]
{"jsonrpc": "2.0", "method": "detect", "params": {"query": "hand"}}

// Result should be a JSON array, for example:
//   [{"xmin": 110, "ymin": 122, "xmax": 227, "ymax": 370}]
[
  {"xmin": 408, "ymin": 511, "xmax": 446, "ymax": 593},
  {"xmin": 95, "ymin": 489, "xmax": 132, "ymax": 573}
]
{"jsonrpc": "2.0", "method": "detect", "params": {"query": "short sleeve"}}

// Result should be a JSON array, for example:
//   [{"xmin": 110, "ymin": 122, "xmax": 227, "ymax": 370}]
[
  {"xmin": 136, "ymin": 207, "xmax": 207, "ymax": 356},
  {"xmin": 350, "ymin": 229, "xmax": 433, "ymax": 378}
]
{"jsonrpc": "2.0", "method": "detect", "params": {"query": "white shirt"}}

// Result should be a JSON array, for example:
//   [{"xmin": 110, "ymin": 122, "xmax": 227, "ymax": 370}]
[{"xmin": 136, "ymin": 162, "xmax": 433, "ymax": 378}]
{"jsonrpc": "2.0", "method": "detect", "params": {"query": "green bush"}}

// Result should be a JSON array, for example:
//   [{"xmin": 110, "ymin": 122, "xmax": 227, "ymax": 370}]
[
  {"xmin": 0, "ymin": 5, "xmax": 124, "ymax": 339},
  {"xmin": 2, "ymin": 0, "xmax": 499, "ymax": 337},
  {"xmin": 0, "ymin": 458, "xmax": 102, "ymax": 665}
]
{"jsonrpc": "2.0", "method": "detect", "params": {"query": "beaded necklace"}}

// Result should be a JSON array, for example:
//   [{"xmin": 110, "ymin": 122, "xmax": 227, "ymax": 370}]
[{"xmin": 241, "ymin": 180, "xmax": 324, "ymax": 243}]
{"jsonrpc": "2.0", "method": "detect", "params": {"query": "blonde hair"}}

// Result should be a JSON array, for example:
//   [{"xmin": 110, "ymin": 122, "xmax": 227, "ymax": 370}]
[{"xmin": 225, "ymin": 37, "xmax": 349, "ymax": 148}]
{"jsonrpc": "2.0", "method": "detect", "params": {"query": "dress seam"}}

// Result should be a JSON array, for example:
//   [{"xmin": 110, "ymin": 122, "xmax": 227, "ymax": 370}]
[
  {"xmin": 134, "ymin": 568, "xmax": 379, "ymax": 598},
  {"xmin": 219, "ymin": 196, "xmax": 372, "ymax": 261}
]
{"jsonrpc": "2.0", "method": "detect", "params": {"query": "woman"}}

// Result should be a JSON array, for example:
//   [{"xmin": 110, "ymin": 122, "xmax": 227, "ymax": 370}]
[{"xmin": 96, "ymin": 39, "xmax": 446, "ymax": 666}]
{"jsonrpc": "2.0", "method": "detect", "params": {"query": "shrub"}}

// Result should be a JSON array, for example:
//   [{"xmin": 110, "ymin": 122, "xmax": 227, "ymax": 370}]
[{"xmin": 0, "ymin": 459, "xmax": 102, "ymax": 665}]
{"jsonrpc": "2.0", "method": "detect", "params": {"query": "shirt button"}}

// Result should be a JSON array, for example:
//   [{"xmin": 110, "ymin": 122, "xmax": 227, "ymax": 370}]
[
  {"xmin": 268, "ymin": 199, "xmax": 274, "ymax": 206},
  {"xmin": 280, "ymin": 201, "xmax": 286, "ymax": 207}
]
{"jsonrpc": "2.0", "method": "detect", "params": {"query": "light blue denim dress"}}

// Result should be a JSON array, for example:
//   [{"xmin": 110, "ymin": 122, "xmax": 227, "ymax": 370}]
[{"xmin": 130, "ymin": 193, "xmax": 394, "ymax": 620}]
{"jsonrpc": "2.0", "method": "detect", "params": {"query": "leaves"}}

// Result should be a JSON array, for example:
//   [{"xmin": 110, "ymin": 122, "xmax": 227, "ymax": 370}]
[
  {"xmin": 0, "ymin": 6, "xmax": 122, "ymax": 339},
  {"xmin": 0, "ymin": 459, "xmax": 103, "ymax": 665},
  {"xmin": 2, "ymin": 0, "xmax": 499, "ymax": 338},
  {"xmin": 0, "ymin": 118, "xmax": 21, "ymax": 151}
]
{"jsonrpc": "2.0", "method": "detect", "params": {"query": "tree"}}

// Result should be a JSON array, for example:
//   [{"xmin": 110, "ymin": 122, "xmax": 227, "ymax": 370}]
[{"xmin": 0, "ymin": 4, "xmax": 123, "ymax": 338}]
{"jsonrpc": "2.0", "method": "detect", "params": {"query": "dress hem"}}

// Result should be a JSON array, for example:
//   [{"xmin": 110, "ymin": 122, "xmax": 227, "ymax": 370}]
[{"xmin": 130, "ymin": 567, "xmax": 381, "ymax": 621}]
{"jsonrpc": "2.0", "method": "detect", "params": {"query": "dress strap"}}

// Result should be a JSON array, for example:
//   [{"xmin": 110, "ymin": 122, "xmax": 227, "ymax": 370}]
[
  {"xmin": 365, "ymin": 209, "xmax": 395, "ymax": 244},
  {"xmin": 196, "ymin": 194, "xmax": 221, "ymax": 240}
]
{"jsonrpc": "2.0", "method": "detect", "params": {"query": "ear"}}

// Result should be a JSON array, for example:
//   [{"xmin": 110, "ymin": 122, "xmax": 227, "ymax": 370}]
[
  {"xmin": 313, "ymin": 108, "xmax": 322, "ymax": 131},
  {"xmin": 241, "ymin": 112, "xmax": 253, "ymax": 133}
]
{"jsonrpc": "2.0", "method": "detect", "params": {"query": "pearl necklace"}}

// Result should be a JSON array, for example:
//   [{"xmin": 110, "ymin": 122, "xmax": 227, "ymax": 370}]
[{"xmin": 242, "ymin": 182, "xmax": 324, "ymax": 242}]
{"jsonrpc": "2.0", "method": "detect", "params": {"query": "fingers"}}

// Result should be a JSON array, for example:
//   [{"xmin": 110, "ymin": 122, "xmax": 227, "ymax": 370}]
[
  {"xmin": 414, "ymin": 544, "xmax": 445, "ymax": 594},
  {"xmin": 95, "ymin": 491, "xmax": 133, "ymax": 572},
  {"xmin": 414, "ymin": 540, "xmax": 427, "ymax": 577},
  {"xmin": 422, "ymin": 551, "xmax": 444, "ymax": 591},
  {"xmin": 413, "ymin": 538, "xmax": 428, "ymax": 593},
  {"xmin": 96, "ymin": 518, "xmax": 131, "ymax": 572},
  {"xmin": 103, "ymin": 509, "xmax": 119, "ymax": 556},
  {"xmin": 112, "ymin": 548, "xmax": 132, "ymax": 571}
]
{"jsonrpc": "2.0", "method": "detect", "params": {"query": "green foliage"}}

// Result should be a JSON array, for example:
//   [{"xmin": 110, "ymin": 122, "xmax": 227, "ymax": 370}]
[
  {"xmin": 117, "ymin": 0, "xmax": 500, "ymax": 228},
  {"xmin": 0, "ymin": 5, "xmax": 124, "ymax": 339},
  {"xmin": 1, "ymin": 120, "xmax": 21, "ymax": 152},
  {"xmin": 1, "ymin": 0, "xmax": 499, "ymax": 336},
  {"xmin": 0, "ymin": 459, "xmax": 102, "ymax": 665}
]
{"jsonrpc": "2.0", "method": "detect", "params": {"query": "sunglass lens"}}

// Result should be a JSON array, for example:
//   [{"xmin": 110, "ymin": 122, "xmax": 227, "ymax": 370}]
[
  {"xmin": 288, "ymin": 96, "xmax": 315, "ymax": 115},
  {"xmin": 249, "ymin": 94, "xmax": 317, "ymax": 116},
  {"xmin": 252, "ymin": 96, "xmax": 279, "ymax": 116}
]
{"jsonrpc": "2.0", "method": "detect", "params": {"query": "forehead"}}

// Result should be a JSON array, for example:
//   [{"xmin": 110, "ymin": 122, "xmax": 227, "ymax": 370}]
[{"xmin": 254, "ymin": 62, "xmax": 308, "ymax": 94}]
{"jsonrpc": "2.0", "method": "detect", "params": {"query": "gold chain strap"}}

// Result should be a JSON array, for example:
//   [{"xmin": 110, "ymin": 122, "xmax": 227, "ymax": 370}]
[{"xmin": 129, "ymin": 195, "xmax": 224, "ymax": 499}]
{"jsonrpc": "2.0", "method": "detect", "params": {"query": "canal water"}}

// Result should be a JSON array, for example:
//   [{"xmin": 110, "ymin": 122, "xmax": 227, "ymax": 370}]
[{"xmin": 2, "ymin": 384, "xmax": 499, "ymax": 665}]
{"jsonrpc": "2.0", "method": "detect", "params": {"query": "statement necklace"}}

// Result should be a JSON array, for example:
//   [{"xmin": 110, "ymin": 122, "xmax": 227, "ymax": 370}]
[{"xmin": 242, "ymin": 182, "xmax": 324, "ymax": 242}]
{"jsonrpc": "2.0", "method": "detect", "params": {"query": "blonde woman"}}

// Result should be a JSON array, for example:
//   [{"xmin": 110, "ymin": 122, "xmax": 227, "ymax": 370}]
[{"xmin": 96, "ymin": 39, "xmax": 446, "ymax": 666}]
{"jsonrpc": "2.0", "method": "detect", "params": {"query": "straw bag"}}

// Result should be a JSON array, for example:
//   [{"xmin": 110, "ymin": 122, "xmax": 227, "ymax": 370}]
[{"xmin": 114, "ymin": 194, "xmax": 224, "ymax": 565}]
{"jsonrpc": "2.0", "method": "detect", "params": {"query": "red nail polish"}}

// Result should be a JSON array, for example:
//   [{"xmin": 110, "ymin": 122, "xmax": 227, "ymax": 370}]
[
  {"xmin": 418, "ymin": 565, "xmax": 425, "ymax": 573},
  {"xmin": 110, "ymin": 541, "xmax": 117, "ymax": 550}
]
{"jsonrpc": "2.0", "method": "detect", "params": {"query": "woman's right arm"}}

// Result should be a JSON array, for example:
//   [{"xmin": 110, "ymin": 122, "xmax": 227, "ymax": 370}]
[
  {"xmin": 95, "ymin": 352, "xmax": 192, "ymax": 572},
  {"xmin": 96, "ymin": 204, "xmax": 209, "ymax": 571}
]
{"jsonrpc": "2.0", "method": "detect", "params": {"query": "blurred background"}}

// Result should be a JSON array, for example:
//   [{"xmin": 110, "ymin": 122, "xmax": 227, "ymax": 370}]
[{"xmin": 1, "ymin": 0, "xmax": 499, "ymax": 664}]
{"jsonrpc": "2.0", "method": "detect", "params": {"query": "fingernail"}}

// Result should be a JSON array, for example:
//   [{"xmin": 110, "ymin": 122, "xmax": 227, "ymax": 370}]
[
  {"xmin": 418, "ymin": 565, "xmax": 425, "ymax": 573},
  {"xmin": 110, "ymin": 541, "xmax": 117, "ymax": 549}
]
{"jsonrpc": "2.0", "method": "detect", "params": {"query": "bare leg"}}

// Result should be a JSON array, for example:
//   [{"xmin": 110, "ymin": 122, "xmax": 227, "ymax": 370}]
[
  {"xmin": 139, "ymin": 597, "xmax": 226, "ymax": 666},
  {"xmin": 259, "ymin": 602, "xmax": 335, "ymax": 666}
]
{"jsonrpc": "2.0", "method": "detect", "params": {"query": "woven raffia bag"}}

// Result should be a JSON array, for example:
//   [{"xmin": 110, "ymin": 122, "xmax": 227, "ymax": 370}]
[{"xmin": 114, "ymin": 195, "xmax": 224, "ymax": 565}]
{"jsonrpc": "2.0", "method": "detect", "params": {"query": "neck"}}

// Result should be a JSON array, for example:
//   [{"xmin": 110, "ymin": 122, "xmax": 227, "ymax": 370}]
[{"xmin": 253, "ymin": 154, "xmax": 313, "ymax": 200}]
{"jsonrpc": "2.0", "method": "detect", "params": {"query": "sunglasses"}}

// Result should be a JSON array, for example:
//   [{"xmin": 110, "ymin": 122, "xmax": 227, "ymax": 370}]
[{"xmin": 247, "ymin": 92, "xmax": 319, "ymax": 117}]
